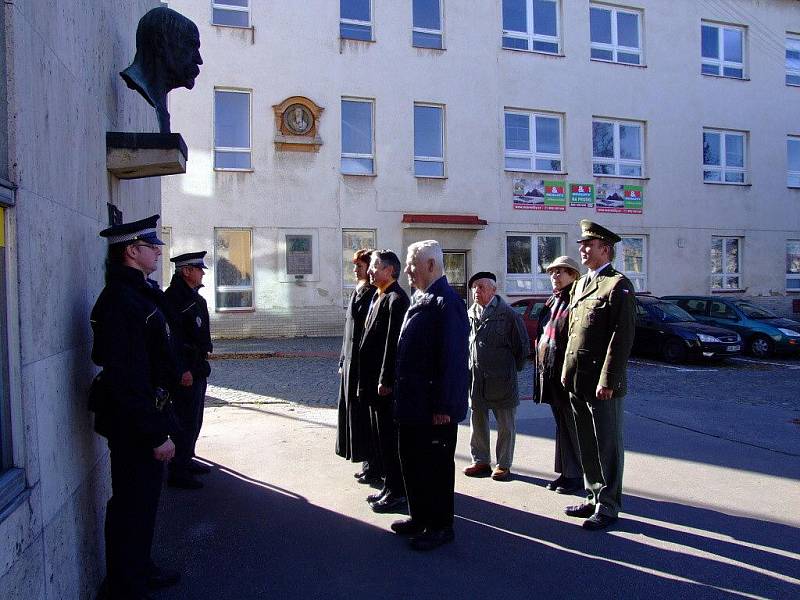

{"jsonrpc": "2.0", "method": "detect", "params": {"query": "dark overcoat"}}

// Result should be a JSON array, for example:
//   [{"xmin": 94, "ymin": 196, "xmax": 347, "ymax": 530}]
[
  {"xmin": 536, "ymin": 282, "xmax": 574, "ymax": 409},
  {"xmin": 164, "ymin": 274, "xmax": 213, "ymax": 379}
]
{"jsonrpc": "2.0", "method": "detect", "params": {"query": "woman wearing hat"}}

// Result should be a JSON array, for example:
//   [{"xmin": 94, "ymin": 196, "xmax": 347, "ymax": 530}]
[{"xmin": 536, "ymin": 256, "xmax": 584, "ymax": 494}]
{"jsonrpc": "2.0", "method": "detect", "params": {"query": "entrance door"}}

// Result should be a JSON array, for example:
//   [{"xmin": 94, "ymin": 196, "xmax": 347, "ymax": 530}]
[{"xmin": 443, "ymin": 251, "xmax": 467, "ymax": 303}]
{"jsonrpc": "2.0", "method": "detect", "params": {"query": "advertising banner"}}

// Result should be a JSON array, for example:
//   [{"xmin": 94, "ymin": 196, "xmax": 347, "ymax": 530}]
[
  {"xmin": 513, "ymin": 179, "xmax": 566, "ymax": 211},
  {"xmin": 595, "ymin": 183, "xmax": 643, "ymax": 214},
  {"xmin": 569, "ymin": 183, "xmax": 594, "ymax": 208}
]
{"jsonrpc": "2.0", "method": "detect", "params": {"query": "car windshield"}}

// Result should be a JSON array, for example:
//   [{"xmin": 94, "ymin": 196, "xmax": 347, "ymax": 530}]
[
  {"xmin": 732, "ymin": 301, "xmax": 777, "ymax": 320},
  {"xmin": 648, "ymin": 302, "xmax": 695, "ymax": 323}
]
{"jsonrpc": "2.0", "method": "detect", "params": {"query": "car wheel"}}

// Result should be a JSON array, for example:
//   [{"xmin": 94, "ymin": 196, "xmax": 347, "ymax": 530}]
[
  {"xmin": 748, "ymin": 335, "xmax": 773, "ymax": 359},
  {"xmin": 661, "ymin": 337, "xmax": 688, "ymax": 363}
]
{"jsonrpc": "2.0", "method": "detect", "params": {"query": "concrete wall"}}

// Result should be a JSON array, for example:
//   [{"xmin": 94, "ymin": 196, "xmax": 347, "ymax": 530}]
[
  {"xmin": 0, "ymin": 1, "xmax": 160, "ymax": 598},
  {"xmin": 163, "ymin": 0, "xmax": 800, "ymax": 337}
]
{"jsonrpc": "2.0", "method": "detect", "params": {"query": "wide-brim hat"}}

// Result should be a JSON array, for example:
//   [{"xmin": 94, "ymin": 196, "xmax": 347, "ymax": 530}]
[
  {"xmin": 468, "ymin": 271, "xmax": 496, "ymax": 288},
  {"xmin": 576, "ymin": 219, "xmax": 621, "ymax": 244},
  {"xmin": 545, "ymin": 256, "xmax": 581, "ymax": 274},
  {"xmin": 171, "ymin": 251, "xmax": 208, "ymax": 269},
  {"xmin": 99, "ymin": 214, "xmax": 164, "ymax": 246}
]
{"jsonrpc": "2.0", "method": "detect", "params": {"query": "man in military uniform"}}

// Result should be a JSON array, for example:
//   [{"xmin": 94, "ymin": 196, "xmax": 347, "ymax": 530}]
[
  {"xmin": 561, "ymin": 220, "xmax": 635, "ymax": 530},
  {"xmin": 165, "ymin": 251, "xmax": 213, "ymax": 489},
  {"xmin": 90, "ymin": 214, "xmax": 181, "ymax": 598}
]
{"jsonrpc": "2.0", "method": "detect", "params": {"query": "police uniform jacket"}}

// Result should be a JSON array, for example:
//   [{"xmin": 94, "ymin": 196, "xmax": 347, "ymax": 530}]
[
  {"xmin": 90, "ymin": 264, "xmax": 179, "ymax": 447},
  {"xmin": 561, "ymin": 265, "xmax": 636, "ymax": 398},
  {"xmin": 164, "ymin": 273, "xmax": 213, "ymax": 379}
]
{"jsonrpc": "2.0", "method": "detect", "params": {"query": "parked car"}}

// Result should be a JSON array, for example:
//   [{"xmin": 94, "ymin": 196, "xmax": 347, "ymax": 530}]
[
  {"xmin": 662, "ymin": 296, "xmax": 800, "ymax": 358},
  {"xmin": 633, "ymin": 295, "xmax": 741, "ymax": 363},
  {"xmin": 510, "ymin": 295, "xmax": 550, "ymax": 354}
]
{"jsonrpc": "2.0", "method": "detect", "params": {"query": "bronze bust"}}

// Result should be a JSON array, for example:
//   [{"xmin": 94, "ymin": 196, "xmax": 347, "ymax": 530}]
[{"xmin": 120, "ymin": 7, "xmax": 203, "ymax": 134}]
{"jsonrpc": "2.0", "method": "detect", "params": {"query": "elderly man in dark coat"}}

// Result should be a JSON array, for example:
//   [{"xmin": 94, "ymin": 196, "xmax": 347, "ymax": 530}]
[
  {"xmin": 464, "ymin": 271, "xmax": 529, "ymax": 482},
  {"xmin": 391, "ymin": 240, "xmax": 469, "ymax": 551}
]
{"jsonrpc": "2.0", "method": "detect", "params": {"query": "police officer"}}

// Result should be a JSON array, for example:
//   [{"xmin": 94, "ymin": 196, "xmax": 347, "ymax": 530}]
[
  {"xmin": 164, "ymin": 251, "xmax": 213, "ymax": 489},
  {"xmin": 90, "ymin": 214, "xmax": 181, "ymax": 598},
  {"xmin": 561, "ymin": 220, "xmax": 635, "ymax": 531}
]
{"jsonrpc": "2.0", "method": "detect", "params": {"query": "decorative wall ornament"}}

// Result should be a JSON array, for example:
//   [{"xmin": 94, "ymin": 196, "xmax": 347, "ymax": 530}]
[{"xmin": 273, "ymin": 96, "xmax": 324, "ymax": 152}]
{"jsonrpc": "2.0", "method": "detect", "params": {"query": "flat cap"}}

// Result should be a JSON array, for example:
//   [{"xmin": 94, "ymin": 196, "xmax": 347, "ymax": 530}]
[
  {"xmin": 545, "ymin": 255, "xmax": 581, "ymax": 274},
  {"xmin": 576, "ymin": 219, "xmax": 621, "ymax": 244},
  {"xmin": 468, "ymin": 271, "xmax": 496, "ymax": 288},
  {"xmin": 99, "ymin": 214, "xmax": 164, "ymax": 246},
  {"xmin": 171, "ymin": 251, "xmax": 208, "ymax": 269}
]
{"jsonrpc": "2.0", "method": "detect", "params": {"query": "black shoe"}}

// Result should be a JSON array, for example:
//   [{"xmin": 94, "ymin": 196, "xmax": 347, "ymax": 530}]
[
  {"xmin": 357, "ymin": 473, "xmax": 383, "ymax": 486},
  {"xmin": 146, "ymin": 565, "xmax": 181, "ymax": 590},
  {"xmin": 564, "ymin": 503, "xmax": 595, "ymax": 518},
  {"xmin": 546, "ymin": 475, "xmax": 567, "ymax": 491},
  {"xmin": 370, "ymin": 494, "xmax": 407, "ymax": 514},
  {"xmin": 168, "ymin": 474, "xmax": 204, "ymax": 489},
  {"xmin": 409, "ymin": 527, "xmax": 455, "ymax": 551},
  {"xmin": 555, "ymin": 477, "xmax": 584, "ymax": 495},
  {"xmin": 189, "ymin": 461, "xmax": 211, "ymax": 475},
  {"xmin": 582, "ymin": 513, "xmax": 618, "ymax": 531},
  {"xmin": 390, "ymin": 518, "xmax": 426, "ymax": 536},
  {"xmin": 367, "ymin": 489, "xmax": 388, "ymax": 504}
]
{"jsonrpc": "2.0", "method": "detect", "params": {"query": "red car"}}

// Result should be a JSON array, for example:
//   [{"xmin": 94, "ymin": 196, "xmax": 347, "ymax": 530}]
[{"xmin": 510, "ymin": 296, "xmax": 551, "ymax": 354}]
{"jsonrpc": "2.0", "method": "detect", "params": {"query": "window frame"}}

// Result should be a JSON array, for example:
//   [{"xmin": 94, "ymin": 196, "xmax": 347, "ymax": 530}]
[
  {"xmin": 340, "ymin": 0, "xmax": 373, "ymax": 41},
  {"xmin": 787, "ymin": 33, "xmax": 800, "ymax": 86},
  {"xmin": 504, "ymin": 232, "xmax": 566, "ymax": 295},
  {"xmin": 787, "ymin": 240, "xmax": 800, "ymax": 291},
  {"xmin": 214, "ymin": 227, "xmax": 254, "ymax": 312},
  {"xmin": 613, "ymin": 235, "xmax": 647, "ymax": 292},
  {"xmin": 701, "ymin": 21, "xmax": 746, "ymax": 79},
  {"xmin": 341, "ymin": 228, "xmax": 377, "ymax": 306},
  {"xmin": 591, "ymin": 117, "xmax": 644, "ymax": 177},
  {"xmin": 504, "ymin": 109, "xmax": 564, "ymax": 173},
  {"xmin": 412, "ymin": 0, "xmax": 444, "ymax": 49},
  {"xmin": 702, "ymin": 128, "xmax": 747, "ymax": 184},
  {"xmin": 589, "ymin": 3, "xmax": 643, "ymax": 65},
  {"xmin": 788, "ymin": 135, "xmax": 800, "ymax": 188},
  {"xmin": 341, "ymin": 97, "xmax": 376, "ymax": 176},
  {"xmin": 211, "ymin": 0, "xmax": 250, "ymax": 28},
  {"xmin": 413, "ymin": 102, "xmax": 445, "ymax": 178},
  {"xmin": 213, "ymin": 88, "xmax": 253, "ymax": 172},
  {"xmin": 502, "ymin": 0, "xmax": 562, "ymax": 55},
  {"xmin": 710, "ymin": 236, "xmax": 742, "ymax": 292}
]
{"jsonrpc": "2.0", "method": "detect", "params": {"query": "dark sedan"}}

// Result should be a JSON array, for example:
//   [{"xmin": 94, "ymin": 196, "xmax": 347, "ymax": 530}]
[{"xmin": 634, "ymin": 295, "xmax": 742, "ymax": 363}]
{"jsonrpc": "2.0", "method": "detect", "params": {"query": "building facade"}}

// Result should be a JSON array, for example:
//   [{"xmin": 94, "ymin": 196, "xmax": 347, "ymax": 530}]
[{"xmin": 162, "ymin": 0, "xmax": 800, "ymax": 338}]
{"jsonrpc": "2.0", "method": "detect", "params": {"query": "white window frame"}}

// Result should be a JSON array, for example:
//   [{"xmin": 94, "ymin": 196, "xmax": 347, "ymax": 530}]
[
  {"xmin": 213, "ymin": 88, "xmax": 252, "ymax": 171},
  {"xmin": 505, "ymin": 233, "xmax": 566, "ymax": 295},
  {"xmin": 614, "ymin": 235, "xmax": 647, "ymax": 292},
  {"xmin": 342, "ymin": 229, "xmax": 377, "ymax": 305},
  {"xmin": 788, "ymin": 136, "xmax": 800, "ymax": 188},
  {"xmin": 787, "ymin": 33, "xmax": 800, "ymax": 86},
  {"xmin": 703, "ymin": 128, "xmax": 747, "ymax": 184},
  {"xmin": 214, "ymin": 228, "xmax": 254, "ymax": 311},
  {"xmin": 701, "ymin": 21, "xmax": 746, "ymax": 79},
  {"xmin": 592, "ymin": 118, "xmax": 644, "ymax": 177},
  {"xmin": 340, "ymin": 0, "xmax": 373, "ymax": 41},
  {"xmin": 341, "ymin": 97, "xmax": 375, "ymax": 176},
  {"xmin": 589, "ymin": 4, "xmax": 643, "ymax": 65},
  {"xmin": 502, "ymin": 0, "xmax": 561, "ymax": 55},
  {"xmin": 161, "ymin": 226, "xmax": 173, "ymax": 286},
  {"xmin": 710, "ymin": 236, "xmax": 742, "ymax": 291},
  {"xmin": 412, "ymin": 0, "xmax": 444, "ymax": 49},
  {"xmin": 211, "ymin": 1, "xmax": 250, "ymax": 27},
  {"xmin": 787, "ymin": 240, "xmax": 800, "ymax": 291},
  {"xmin": 414, "ymin": 103, "xmax": 445, "ymax": 178},
  {"xmin": 504, "ymin": 110, "xmax": 563, "ymax": 173}
]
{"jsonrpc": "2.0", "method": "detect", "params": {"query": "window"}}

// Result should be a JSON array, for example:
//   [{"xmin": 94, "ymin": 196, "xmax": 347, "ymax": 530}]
[
  {"xmin": 679, "ymin": 298, "xmax": 708, "ymax": 316},
  {"xmin": 592, "ymin": 118, "xmax": 643, "ymax": 176},
  {"xmin": 161, "ymin": 226, "xmax": 172, "ymax": 285},
  {"xmin": 504, "ymin": 110, "xmax": 562, "ymax": 172},
  {"xmin": 502, "ymin": 0, "xmax": 560, "ymax": 54},
  {"xmin": 443, "ymin": 251, "xmax": 467, "ymax": 302},
  {"xmin": 342, "ymin": 229, "xmax": 376, "ymax": 305},
  {"xmin": 590, "ymin": 4, "xmax": 642, "ymax": 65},
  {"xmin": 787, "ymin": 34, "xmax": 800, "ymax": 85},
  {"xmin": 341, "ymin": 0, "xmax": 372, "ymax": 41},
  {"xmin": 787, "ymin": 241, "xmax": 800, "ymax": 291},
  {"xmin": 413, "ymin": 0, "xmax": 443, "ymax": 49},
  {"xmin": 788, "ymin": 136, "xmax": 800, "ymax": 187},
  {"xmin": 703, "ymin": 129, "xmax": 746, "ymax": 183},
  {"xmin": 711, "ymin": 236, "xmax": 741, "ymax": 291},
  {"xmin": 414, "ymin": 104, "xmax": 444, "ymax": 177},
  {"xmin": 710, "ymin": 301, "xmax": 737, "ymax": 320},
  {"xmin": 701, "ymin": 22, "xmax": 745, "ymax": 78},
  {"xmin": 214, "ymin": 89, "xmax": 251, "ymax": 170},
  {"xmin": 212, "ymin": 0, "xmax": 249, "ymax": 27},
  {"xmin": 505, "ymin": 233, "xmax": 564, "ymax": 293},
  {"xmin": 214, "ymin": 228, "xmax": 253, "ymax": 310},
  {"xmin": 614, "ymin": 236, "xmax": 647, "ymax": 291},
  {"xmin": 341, "ymin": 98, "xmax": 375, "ymax": 175}
]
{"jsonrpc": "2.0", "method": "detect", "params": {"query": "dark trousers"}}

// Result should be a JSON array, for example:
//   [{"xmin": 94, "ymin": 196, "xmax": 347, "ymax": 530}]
[
  {"xmin": 369, "ymin": 400, "xmax": 404, "ymax": 496},
  {"xmin": 551, "ymin": 403, "xmax": 582, "ymax": 479},
  {"xmin": 105, "ymin": 438, "xmax": 163, "ymax": 598},
  {"xmin": 170, "ymin": 377, "xmax": 207, "ymax": 475},
  {"xmin": 398, "ymin": 422, "xmax": 458, "ymax": 530}
]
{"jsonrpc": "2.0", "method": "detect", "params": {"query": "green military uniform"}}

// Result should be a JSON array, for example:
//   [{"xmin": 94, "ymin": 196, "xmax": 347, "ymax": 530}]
[{"xmin": 561, "ymin": 221, "xmax": 635, "ymax": 519}]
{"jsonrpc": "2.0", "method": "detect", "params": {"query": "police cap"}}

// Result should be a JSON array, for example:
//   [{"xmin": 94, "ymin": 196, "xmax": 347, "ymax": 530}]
[
  {"xmin": 99, "ymin": 214, "xmax": 164, "ymax": 246},
  {"xmin": 171, "ymin": 251, "xmax": 208, "ymax": 269}
]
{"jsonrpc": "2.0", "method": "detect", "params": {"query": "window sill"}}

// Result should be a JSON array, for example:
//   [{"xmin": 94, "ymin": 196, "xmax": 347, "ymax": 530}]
[
  {"xmin": 593, "ymin": 174, "xmax": 650, "ymax": 181},
  {"xmin": 788, "ymin": 185, "xmax": 800, "ymax": 189},
  {"xmin": 341, "ymin": 172, "xmax": 377, "ymax": 178},
  {"xmin": 214, "ymin": 168, "xmax": 254, "ymax": 173},
  {"xmin": 710, "ymin": 289, "xmax": 744, "ymax": 294},
  {"xmin": 415, "ymin": 175, "xmax": 447, "ymax": 180},
  {"xmin": 590, "ymin": 58, "xmax": 646, "ymax": 68},
  {"xmin": 787, "ymin": 82, "xmax": 800, "ymax": 88},
  {"xmin": 701, "ymin": 73, "xmax": 750, "ymax": 82},
  {"xmin": 412, "ymin": 44, "xmax": 445, "ymax": 51},
  {"xmin": 215, "ymin": 307, "xmax": 256, "ymax": 313},
  {"xmin": 340, "ymin": 37, "xmax": 376, "ymax": 44},
  {"xmin": 504, "ymin": 169, "xmax": 568, "ymax": 176},
  {"xmin": 502, "ymin": 47, "xmax": 564, "ymax": 58},
  {"xmin": 703, "ymin": 181, "xmax": 751, "ymax": 187},
  {"xmin": 211, "ymin": 23, "xmax": 254, "ymax": 31}
]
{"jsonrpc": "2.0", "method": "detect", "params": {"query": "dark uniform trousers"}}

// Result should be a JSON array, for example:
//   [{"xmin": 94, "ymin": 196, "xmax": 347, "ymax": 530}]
[
  {"xmin": 398, "ymin": 422, "xmax": 458, "ymax": 530},
  {"xmin": 170, "ymin": 376, "xmax": 207, "ymax": 475},
  {"xmin": 370, "ymin": 399, "xmax": 404, "ymax": 496}
]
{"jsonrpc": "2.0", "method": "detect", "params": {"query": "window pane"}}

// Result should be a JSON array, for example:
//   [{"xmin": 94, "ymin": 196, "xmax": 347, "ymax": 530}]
[
  {"xmin": 212, "ymin": 8, "xmax": 249, "ymax": 27},
  {"xmin": 702, "ymin": 25, "xmax": 719, "ymax": 59},
  {"xmin": 724, "ymin": 171, "xmax": 744, "ymax": 183},
  {"xmin": 532, "ymin": 0, "xmax": 557, "ymax": 37},
  {"xmin": 503, "ymin": 0, "xmax": 527, "ymax": 33},
  {"xmin": 220, "ymin": 0, "xmax": 248, "ymax": 7},
  {"xmin": 537, "ymin": 236, "xmax": 562, "ymax": 273},
  {"xmin": 789, "ymin": 173, "xmax": 800, "ymax": 187},
  {"xmin": 703, "ymin": 170, "xmax": 721, "ymax": 182},
  {"xmin": 702, "ymin": 63, "xmax": 720, "ymax": 75},
  {"xmin": 787, "ymin": 37, "xmax": 800, "ymax": 71},
  {"xmin": 617, "ymin": 52, "xmax": 641, "ymax": 65},
  {"xmin": 534, "ymin": 158, "xmax": 561, "ymax": 171},
  {"xmin": 215, "ymin": 91, "xmax": 250, "ymax": 148},
  {"xmin": 216, "ymin": 291, "xmax": 253, "ymax": 309},
  {"xmin": 619, "ymin": 165, "xmax": 642, "ymax": 177},
  {"xmin": 789, "ymin": 139, "xmax": 800, "ymax": 171},
  {"xmin": 590, "ymin": 7, "xmax": 612, "ymax": 44},
  {"xmin": 725, "ymin": 238, "xmax": 739, "ymax": 272},
  {"xmin": 341, "ymin": 0, "xmax": 370, "ymax": 21},
  {"xmin": 214, "ymin": 151, "xmax": 251, "ymax": 169},
  {"xmin": 341, "ymin": 157, "xmax": 374, "ymax": 175},
  {"xmin": 340, "ymin": 23, "xmax": 371, "ymax": 40},
  {"xmin": 789, "ymin": 279, "xmax": 800, "ymax": 290},
  {"xmin": 505, "ymin": 113, "xmax": 530, "ymax": 151},
  {"xmin": 725, "ymin": 276, "xmax": 739, "ymax": 290},
  {"xmin": 341, "ymin": 100, "xmax": 372, "ymax": 154},
  {"xmin": 725, "ymin": 134, "xmax": 744, "ymax": 167},
  {"xmin": 532, "ymin": 40, "xmax": 559, "ymax": 53},
  {"xmin": 507, "ymin": 236, "xmax": 532, "ymax": 274},
  {"xmin": 414, "ymin": 106, "xmax": 443, "ymax": 158},
  {"xmin": 414, "ymin": 160, "xmax": 444, "ymax": 177},
  {"xmin": 504, "ymin": 36, "xmax": 528, "ymax": 50},
  {"xmin": 591, "ymin": 48, "xmax": 614, "ymax": 61},
  {"xmin": 216, "ymin": 230, "xmax": 252, "ymax": 286},
  {"xmin": 703, "ymin": 132, "xmax": 720, "ymax": 166},
  {"xmin": 592, "ymin": 121, "xmax": 614, "ymax": 158},
  {"xmin": 723, "ymin": 28, "xmax": 743, "ymax": 63},
  {"xmin": 535, "ymin": 116, "xmax": 560, "ymax": 154},
  {"xmin": 413, "ymin": 0, "xmax": 440, "ymax": 30},
  {"xmin": 710, "ymin": 238, "xmax": 723, "ymax": 274},
  {"xmin": 723, "ymin": 66, "xmax": 743, "ymax": 78},
  {"xmin": 787, "ymin": 241, "xmax": 800, "ymax": 274},
  {"xmin": 788, "ymin": 74, "xmax": 800, "ymax": 86},
  {"xmin": 413, "ymin": 31, "xmax": 443, "ymax": 48},
  {"xmin": 593, "ymin": 163, "xmax": 615, "ymax": 175},
  {"xmin": 622, "ymin": 238, "xmax": 644, "ymax": 272},
  {"xmin": 617, "ymin": 12, "xmax": 639, "ymax": 48},
  {"xmin": 619, "ymin": 124, "xmax": 641, "ymax": 160},
  {"xmin": 505, "ymin": 156, "xmax": 531, "ymax": 170}
]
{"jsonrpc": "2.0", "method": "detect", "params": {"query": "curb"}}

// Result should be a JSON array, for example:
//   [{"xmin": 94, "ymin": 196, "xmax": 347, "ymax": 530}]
[{"xmin": 209, "ymin": 351, "xmax": 339, "ymax": 360}]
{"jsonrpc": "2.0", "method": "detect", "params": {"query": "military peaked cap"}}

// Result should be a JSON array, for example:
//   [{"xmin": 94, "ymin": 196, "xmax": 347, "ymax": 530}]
[
  {"xmin": 468, "ymin": 271, "xmax": 496, "ymax": 288},
  {"xmin": 576, "ymin": 219, "xmax": 621, "ymax": 245},
  {"xmin": 99, "ymin": 214, "xmax": 164, "ymax": 246},
  {"xmin": 171, "ymin": 251, "xmax": 208, "ymax": 269}
]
